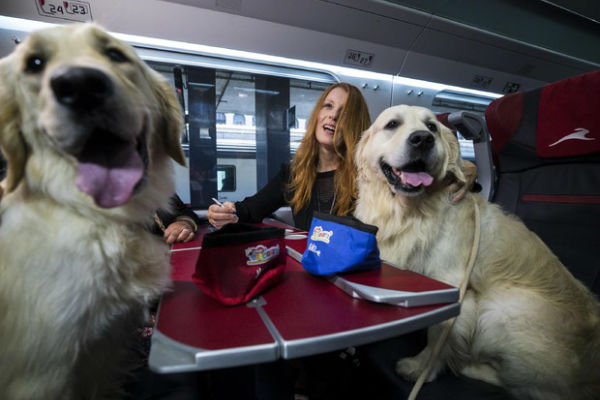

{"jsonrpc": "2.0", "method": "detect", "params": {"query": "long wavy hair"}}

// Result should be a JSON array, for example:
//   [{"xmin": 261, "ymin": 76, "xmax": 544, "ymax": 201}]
[{"xmin": 288, "ymin": 82, "xmax": 371, "ymax": 216}]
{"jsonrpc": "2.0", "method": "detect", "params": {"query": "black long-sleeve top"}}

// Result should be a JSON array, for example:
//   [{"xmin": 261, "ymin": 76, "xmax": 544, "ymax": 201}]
[
  {"xmin": 234, "ymin": 164, "xmax": 337, "ymax": 231},
  {"xmin": 152, "ymin": 194, "xmax": 202, "ymax": 235}
]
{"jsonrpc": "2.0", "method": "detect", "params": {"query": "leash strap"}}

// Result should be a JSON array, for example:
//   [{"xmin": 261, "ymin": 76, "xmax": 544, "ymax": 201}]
[
  {"xmin": 154, "ymin": 213, "xmax": 166, "ymax": 232},
  {"xmin": 407, "ymin": 198, "xmax": 481, "ymax": 400}
]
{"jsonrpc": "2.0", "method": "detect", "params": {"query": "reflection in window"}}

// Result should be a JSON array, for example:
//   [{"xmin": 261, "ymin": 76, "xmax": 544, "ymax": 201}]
[{"xmin": 216, "ymin": 112, "xmax": 226, "ymax": 125}]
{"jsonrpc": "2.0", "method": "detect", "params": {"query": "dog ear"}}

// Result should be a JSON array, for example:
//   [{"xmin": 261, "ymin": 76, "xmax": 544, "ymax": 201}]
[
  {"xmin": 441, "ymin": 127, "xmax": 466, "ymax": 186},
  {"xmin": 354, "ymin": 125, "xmax": 374, "ymax": 169},
  {"xmin": 0, "ymin": 57, "xmax": 28, "ymax": 193},
  {"xmin": 150, "ymin": 71, "xmax": 186, "ymax": 166}
]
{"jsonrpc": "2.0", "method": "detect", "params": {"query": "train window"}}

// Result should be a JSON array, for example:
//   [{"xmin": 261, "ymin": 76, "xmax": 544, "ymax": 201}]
[
  {"xmin": 145, "ymin": 59, "xmax": 334, "ymax": 208},
  {"xmin": 431, "ymin": 91, "xmax": 496, "ymax": 161}
]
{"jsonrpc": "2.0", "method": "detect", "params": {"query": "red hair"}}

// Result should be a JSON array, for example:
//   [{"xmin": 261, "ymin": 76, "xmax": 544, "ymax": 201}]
[{"xmin": 288, "ymin": 83, "xmax": 371, "ymax": 215}]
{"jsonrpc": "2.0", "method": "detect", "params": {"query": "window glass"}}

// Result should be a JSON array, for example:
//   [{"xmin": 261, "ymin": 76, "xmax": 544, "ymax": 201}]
[{"xmin": 146, "ymin": 60, "xmax": 334, "ymax": 207}]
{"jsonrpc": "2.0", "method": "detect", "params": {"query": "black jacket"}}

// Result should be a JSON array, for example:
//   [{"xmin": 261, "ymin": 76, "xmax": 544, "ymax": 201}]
[
  {"xmin": 152, "ymin": 194, "xmax": 202, "ymax": 235},
  {"xmin": 235, "ymin": 164, "xmax": 336, "ymax": 231}
]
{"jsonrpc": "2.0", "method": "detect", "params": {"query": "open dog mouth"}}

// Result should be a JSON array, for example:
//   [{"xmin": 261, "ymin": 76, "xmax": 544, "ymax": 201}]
[
  {"xmin": 379, "ymin": 158, "xmax": 433, "ymax": 195},
  {"xmin": 75, "ymin": 126, "xmax": 148, "ymax": 208}
]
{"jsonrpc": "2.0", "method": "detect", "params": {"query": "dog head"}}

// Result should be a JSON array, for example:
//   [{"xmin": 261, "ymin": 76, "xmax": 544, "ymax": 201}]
[
  {"xmin": 0, "ymin": 24, "xmax": 185, "ymax": 210},
  {"xmin": 356, "ymin": 105, "xmax": 464, "ymax": 198}
]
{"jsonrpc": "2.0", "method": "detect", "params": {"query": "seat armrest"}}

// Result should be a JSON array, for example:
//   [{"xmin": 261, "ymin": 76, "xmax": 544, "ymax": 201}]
[{"xmin": 448, "ymin": 111, "xmax": 496, "ymax": 201}]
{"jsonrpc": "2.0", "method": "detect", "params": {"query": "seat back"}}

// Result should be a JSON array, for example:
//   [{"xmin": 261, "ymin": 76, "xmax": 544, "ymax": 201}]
[{"xmin": 484, "ymin": 70, "xmax": 600, "ymax": 294}]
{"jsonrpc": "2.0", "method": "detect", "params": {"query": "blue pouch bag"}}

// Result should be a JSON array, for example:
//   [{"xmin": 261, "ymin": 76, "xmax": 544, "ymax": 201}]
[{"xmin": 301, "ymin": 211, "xmax": 381, "ymax": 276}]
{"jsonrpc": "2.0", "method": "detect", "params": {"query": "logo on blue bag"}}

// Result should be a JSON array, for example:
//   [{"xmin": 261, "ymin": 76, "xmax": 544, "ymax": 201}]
[
  {"xmin": 245, "ymin": 244, "xmax": 280, "ymax": 266},
  {"xmin": 311, "ymin": 226, "xmax": 333, "ymax": 243}
]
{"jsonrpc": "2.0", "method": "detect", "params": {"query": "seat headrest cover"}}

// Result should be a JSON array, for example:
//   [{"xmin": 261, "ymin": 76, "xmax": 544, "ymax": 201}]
[
  {"xmin": 536, "ymin": 69, "xmax": 600, "ymax": 158},
  {"xmin": 485, "ymin": 92, "xmax": 524, "ymax": 156}
]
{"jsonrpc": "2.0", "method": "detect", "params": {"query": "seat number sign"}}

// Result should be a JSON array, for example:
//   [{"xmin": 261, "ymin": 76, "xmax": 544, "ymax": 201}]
[
  {"xmin": 344, "ymin": 49, "xmax": 374, "ymax": 68},
  {"xmin": 36, "ymin": 0, "xmax": 93, "ymax": 22}
]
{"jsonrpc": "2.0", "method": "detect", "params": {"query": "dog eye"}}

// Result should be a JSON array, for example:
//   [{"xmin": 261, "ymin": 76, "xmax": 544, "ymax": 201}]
[
  {"xmin": 105, "ymin": 48, "xmax": 130, "ymax": 63},
  {"xmin": 426, "ymin": 122, "xmax": 438, "ymax": 132},
  {"xmin": 25, "ymin": 55, "xmax": 45, "ymax": 73},
  {"xmin": 384, "ymin": 120, "xmax": 399, "ymax": 130}
]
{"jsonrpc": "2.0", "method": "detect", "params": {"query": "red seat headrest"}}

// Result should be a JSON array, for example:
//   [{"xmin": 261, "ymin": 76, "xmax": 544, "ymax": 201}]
[
  {"xmin": 485, "ymin": 69, "xmax": 600, "ymax": 159},
  {"xmin": 536, "ymin": 69, "xmax": 600, "ymax": 158}
]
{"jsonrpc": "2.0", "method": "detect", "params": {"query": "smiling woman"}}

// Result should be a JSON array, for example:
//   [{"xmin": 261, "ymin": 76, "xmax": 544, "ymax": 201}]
[{"xmin": 206, "ymin": 82, "xmax": 372, "ymax": 231}]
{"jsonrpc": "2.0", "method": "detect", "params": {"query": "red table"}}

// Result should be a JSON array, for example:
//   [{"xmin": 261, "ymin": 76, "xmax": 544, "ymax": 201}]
[{"xmin": 149, "ymin": 220, "xmax": 460, "ymax": 373}]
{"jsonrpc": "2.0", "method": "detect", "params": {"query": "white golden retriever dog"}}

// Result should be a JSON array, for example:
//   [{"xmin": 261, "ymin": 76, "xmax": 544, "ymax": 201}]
[
  {"xmin": 0, "ymin": 24, "xmax": 185, "ymax": 399},
  {"xmin": 354, "ymin": 105, "xmax": 600, "ymax": 400}
]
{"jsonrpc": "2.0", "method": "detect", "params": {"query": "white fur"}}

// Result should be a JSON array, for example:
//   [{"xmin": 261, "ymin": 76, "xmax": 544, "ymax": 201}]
[
  {"xmin": 355, "ymin": 105, "xmax": 600, "ymax": 400},
  {"xmin": 0, "ymin": 24, "xmax": 185, "ymax": 399}
]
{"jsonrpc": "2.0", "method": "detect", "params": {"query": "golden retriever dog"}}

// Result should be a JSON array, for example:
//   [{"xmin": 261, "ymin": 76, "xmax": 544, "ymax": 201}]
[
  {"xmin": 0, "ymin": 24, "xmax": 185, "ymax": 399},
  {"xmin": 354, "ymin": 105, "xmax": 600, "ymax": 400}
]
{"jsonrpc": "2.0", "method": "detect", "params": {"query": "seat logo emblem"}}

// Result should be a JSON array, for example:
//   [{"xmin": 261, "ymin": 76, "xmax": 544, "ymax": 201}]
[{"xmin": 549, "ymin": 128, "xmax": 595, "ymax": 147}]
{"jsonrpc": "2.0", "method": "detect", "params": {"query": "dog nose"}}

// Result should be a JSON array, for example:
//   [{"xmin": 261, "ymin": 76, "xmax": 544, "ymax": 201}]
[
  {"xmin": 51, "ymin": 67, "xmax": 114, "ymax": 109},
  {"xmin": 408, "ymin": 130, "xmax": 435, "ymax": 151}
]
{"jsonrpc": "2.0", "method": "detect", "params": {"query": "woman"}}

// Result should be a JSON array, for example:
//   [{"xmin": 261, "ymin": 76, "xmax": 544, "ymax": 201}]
[
  {"xmin": 207, "ymin": 82, "xmax": 474, "ymax": 231},
  {"xmin": 208, "ymin": 82, "xmax": 369, "ymax": 231}
]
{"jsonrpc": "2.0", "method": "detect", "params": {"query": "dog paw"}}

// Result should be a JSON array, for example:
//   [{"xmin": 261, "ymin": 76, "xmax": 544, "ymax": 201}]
[{"xmin": 395, "ymin": 357, "xmax": 424, "ymax": 382}]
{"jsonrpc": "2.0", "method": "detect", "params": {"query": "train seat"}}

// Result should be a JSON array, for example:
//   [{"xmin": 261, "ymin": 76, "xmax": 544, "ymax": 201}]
[
  {"xmin": 449, "ymin": 70, "xmax": 600, "ymax": 295},
  {"xmin": 482, "ymin": 69, "xmax": 600, "ymax": 295}
]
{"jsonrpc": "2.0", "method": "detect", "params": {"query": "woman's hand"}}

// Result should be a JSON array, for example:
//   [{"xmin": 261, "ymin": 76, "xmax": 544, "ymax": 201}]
[
  {"xmin": 449, "ymin": 160, "xmax": 477, "ymax": 203},
  {"xmin": 206, "ymin": 201, "xmax": 239, "ymax": 230},
  {"xmin": 164, "ymin": 220, "xmax": 195, "ymax": 244}
]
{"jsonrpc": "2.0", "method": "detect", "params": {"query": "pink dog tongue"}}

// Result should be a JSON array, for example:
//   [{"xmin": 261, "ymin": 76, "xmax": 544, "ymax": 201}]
[
  {"xmin": 75, "ymin": 144, "xmax": 143, "ymax": 208},
  {"xmin": 401, "ymin": 171, "xmax": 434, "ymax": 187}
]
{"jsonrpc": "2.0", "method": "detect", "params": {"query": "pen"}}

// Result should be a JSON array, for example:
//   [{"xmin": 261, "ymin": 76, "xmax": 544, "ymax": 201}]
[
  {"xmin": 211, "ymin": 197, "xmax": 237, "ymax": 215},
  {"xmin": 211, "ymin": 197, "xmax": 225, "ymax": 207}
]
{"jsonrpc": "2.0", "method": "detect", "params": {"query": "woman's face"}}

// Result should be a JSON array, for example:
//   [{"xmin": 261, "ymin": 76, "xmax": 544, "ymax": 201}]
[{"xmin": 315, "ymin": 87, "xmax": 349, "ymax": 150}]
